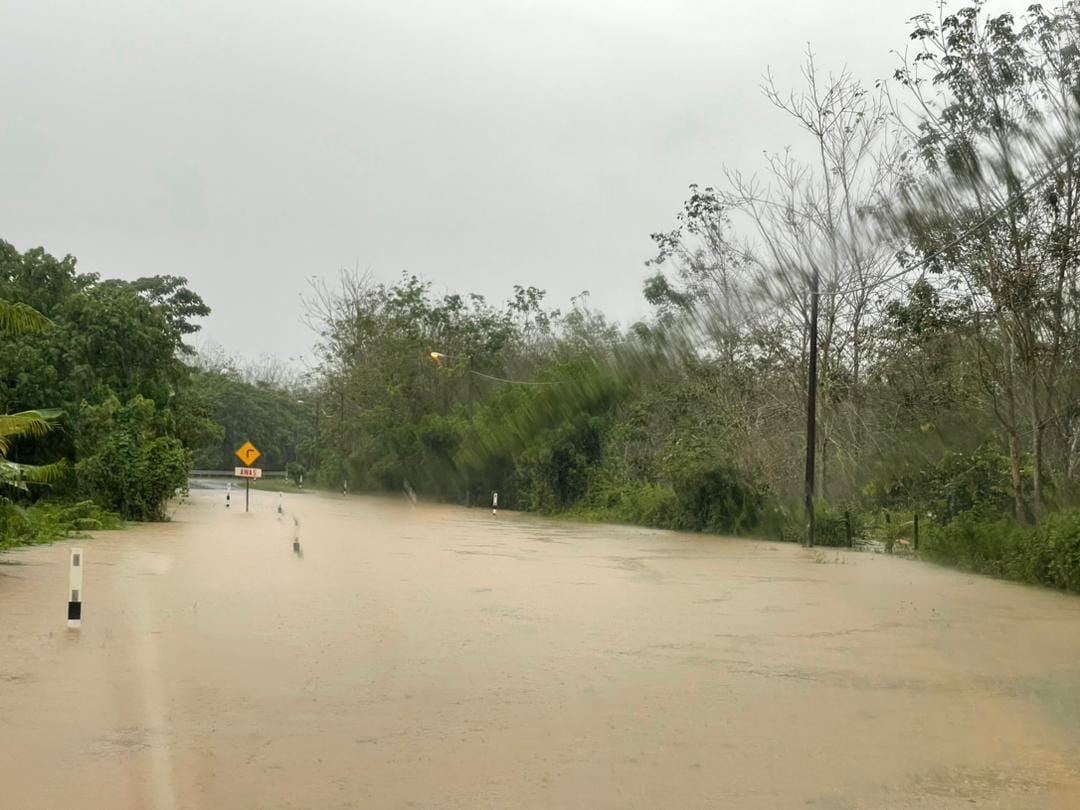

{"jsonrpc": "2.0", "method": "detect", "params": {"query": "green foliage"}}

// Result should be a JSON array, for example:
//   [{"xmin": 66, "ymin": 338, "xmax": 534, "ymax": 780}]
[
  {"xmin": 922, "ymin": 509, "xmax": 1080, "ymax": 594},
  {"xmin": 864, "ymin": 443, "xmax": 1017, "ymax": 523},
  {"xmin": 184, "ymin": 369, "xmax": 309, "ymax": 471},
  {"xmin": 571, "ymin": 483, "xmax": 680, "ymax": 528},
  {"xmin": 0, "ymin": 240, "xmax": 215, "ymax": 527},
  {"xmin": 516, "ymin": 413, "xmax": 609, "ymax": 512},
  {"xmin": 0, "ymin": 283, "xmax": 66, "ymax": 498},
  {"xmin": 74, "ymin": 397, "xmax": 192, "ymax": 521},
  {"xmin": 286, "ymin": 461, "xmax": 306, "ymax": 485},
  {"xmin": 0, "ymin": 300, "xmax": 52, "ymax": 336},
  {"xmin": 669, "ymin": 463, "xmax": 766, "ymax": 535},
  {"xmin": 774, "ymin": 502, "xmax": 869, "ymax": 547},
  {"xmin": 0, "ymin": 499, "xmax": 122, "ymax": 550}
]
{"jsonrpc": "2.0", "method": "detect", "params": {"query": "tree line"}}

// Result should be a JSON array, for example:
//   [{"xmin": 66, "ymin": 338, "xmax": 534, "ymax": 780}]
[
  {"xmin": 301, "ymin": 2, "xmax": 1080, "ymax": 589},
  {"xmin": 5, "ymin": 2, "xmax": 1080, "ymax": 591},
  {"xmin": 0, "ymin": 240, "xmax": 313, "ymax": 544}
]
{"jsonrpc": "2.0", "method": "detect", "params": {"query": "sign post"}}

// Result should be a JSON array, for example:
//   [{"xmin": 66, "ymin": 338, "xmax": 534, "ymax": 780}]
[{"xmin": 234, "ymin": 441, "xmax": 262, "ymax": 513}]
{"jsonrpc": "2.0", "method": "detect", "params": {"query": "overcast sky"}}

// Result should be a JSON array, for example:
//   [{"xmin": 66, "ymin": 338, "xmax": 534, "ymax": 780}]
[{"xmin": 1, "ymin": 0, "xmax": 1026, "ymax": 364}]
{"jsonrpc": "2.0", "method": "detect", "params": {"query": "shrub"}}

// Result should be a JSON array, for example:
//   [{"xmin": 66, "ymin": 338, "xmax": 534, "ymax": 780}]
[
  {"xmin": 815, "ymin": 503, "xmax": 868, "ymax": 547},
  {"xmin": 920, "ymin": 508, "xmax": 1080, "ymax": 593},
  {"xmin": 1015, "ymin": 510, "xmax": 1080, "ymax": 592},
  {"xmin": 670, "ymin": 464, "xmax": 766, "ymax": 535},
  {"xmin": 921, "ymin": 511, "xmax": 1023, "ymax": 578},
  {"xmin": 571, "ymin": 482, "xmax": 680, "ymax": 528},
  {"xmin": 75, "ymin": 397, "xmax": 191, "ymax": 521},
  {"xmin": 0, "ymin": 499, "xmax": 122, "ymax": 549},
  {"xmin": 775, "ymin": 502, "xmax": 868, "ymax": 546}
]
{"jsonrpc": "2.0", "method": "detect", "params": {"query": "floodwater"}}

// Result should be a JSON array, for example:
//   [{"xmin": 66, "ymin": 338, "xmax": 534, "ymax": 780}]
[{"xmin": 3, "ymin": 489, "xmax": 1080, "ymax": 809}]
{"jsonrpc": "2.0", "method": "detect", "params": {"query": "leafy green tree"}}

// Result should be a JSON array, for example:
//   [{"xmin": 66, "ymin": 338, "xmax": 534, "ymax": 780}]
[
  {"xmin": 0, "ymin": 283, "xmax": 65, "ymax": 495},
  {"xmin": 894, "ymin": 1, "xmax": 1080, "ymax": 517},
  {"xmin": 74, "ymin": 397, "xmax": 191, "ymax": 521},
  {"xmin": 0, "ymin": 240, "xmax": 211, "ymax": 521},
  {"xmin": 183, "ymin": 368, "xmax": 310, "ymax": 470}
]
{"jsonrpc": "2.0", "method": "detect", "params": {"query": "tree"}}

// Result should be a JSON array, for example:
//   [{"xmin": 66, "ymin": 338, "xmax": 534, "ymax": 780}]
[
  {"xmin": 0, "ymin": 240, "xmax": 212, "ymax": 519},
  {"xmin": 645, "ymin": 49, "xmax": 902, "ymax": 503},
  {"xmin": 184, "ymin": 365, "xmax": 309, "ymax": 471},
  {"xmin": 892, "ymin": 0, "xmax": 1080, "ymax": 518},
  {"xmin": 74, "ymin": 397, "xmax": 190, "ymax": 521},
  {"xmin": 0, "ymin": 284, "xmax": 65, "ymax": 494}
]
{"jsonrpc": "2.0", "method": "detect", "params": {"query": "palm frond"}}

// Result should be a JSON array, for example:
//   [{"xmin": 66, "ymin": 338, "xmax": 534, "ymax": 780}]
[
  {"xmin": 0, "ymin": 410, "xmax": 61, "ymax": 455},
  {"xmin": 0, "ymin": 459, "xmax": 68, "ymax": 491},
  {"xmin": 0, "ymin": 300, "xmax": 52, "ymax": 336}
]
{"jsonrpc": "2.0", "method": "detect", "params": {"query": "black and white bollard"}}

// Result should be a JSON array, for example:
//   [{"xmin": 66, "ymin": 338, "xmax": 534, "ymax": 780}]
[
  {"xmin": 277, "ymin": 492, "xmax": 284, "ymax": 516},
  {"xmin": 292, "ymin": 516, "xmax": 301, "ymax": 555},
  {"xmin": 492, "ymin": 491, "xmax": 498, "ymax": 517},
  {"xmin": 67, "ymin": 547, "xmax": 83, "ymax": 628},
  {"xmin": 342, "ymin": 479, "xmax": 348, "ymax": 497},
  {"xmin": 226, "ymin": 483, "xmax": 231, "ymax": 509}
]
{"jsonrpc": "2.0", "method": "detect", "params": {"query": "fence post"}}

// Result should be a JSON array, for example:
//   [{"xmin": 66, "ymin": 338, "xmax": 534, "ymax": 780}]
[
  {"xmin": 913, "ymin": 512, "xmax": 920, "ymax": 551},
  {"xmin": 844, "ymin": 510, "xmax": 853, "ymax": 548}
]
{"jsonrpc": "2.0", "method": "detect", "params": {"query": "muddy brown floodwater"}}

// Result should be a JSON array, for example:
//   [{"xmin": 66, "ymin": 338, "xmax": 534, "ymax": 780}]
[{"xmin": 3, "ymin": 489, "xmax": 1080, "ymax": 808}]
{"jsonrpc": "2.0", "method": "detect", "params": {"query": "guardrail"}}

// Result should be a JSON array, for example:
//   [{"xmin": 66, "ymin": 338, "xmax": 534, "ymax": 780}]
[{"xmin": 190, "ymin": 469, "xmax": 288, "ymax": 479}]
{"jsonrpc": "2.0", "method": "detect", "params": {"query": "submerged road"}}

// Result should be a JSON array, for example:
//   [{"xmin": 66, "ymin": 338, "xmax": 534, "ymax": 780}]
[{"xmin": 2, "ymin": 489, "xmax": 1080, "ymax": 808}]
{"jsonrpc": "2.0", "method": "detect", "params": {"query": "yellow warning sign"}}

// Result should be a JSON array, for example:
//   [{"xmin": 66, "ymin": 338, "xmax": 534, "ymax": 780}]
[{"xmin": 235, "ymin": 441, "xmax": 261, "ymax": 466}]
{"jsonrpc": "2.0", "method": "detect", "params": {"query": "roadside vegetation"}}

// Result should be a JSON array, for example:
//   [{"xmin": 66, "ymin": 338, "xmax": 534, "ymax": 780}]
[{"xmin": 4, "ymin": 2, "xmax": 1080, "ymax": 597}]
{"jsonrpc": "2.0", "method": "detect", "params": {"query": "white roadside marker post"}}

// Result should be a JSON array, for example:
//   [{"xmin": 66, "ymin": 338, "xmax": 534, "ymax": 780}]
[
  {"xmin": 226, "ymin": 482, "xmax": 231, "ymax": 509},
  {"xmin": 67, "ymin": 547, "xmax": 83, "ymax": 628},
  {"xmin": 277, "ymin": 492, "xmax": 283, "ymax": 516},
  {"xmin": 292, "ymin": 516, "xmax": 301, "ymax": 555},
  {"xmin": 492, "ymin": 491, "xmax": 498, "ymax": 517}
]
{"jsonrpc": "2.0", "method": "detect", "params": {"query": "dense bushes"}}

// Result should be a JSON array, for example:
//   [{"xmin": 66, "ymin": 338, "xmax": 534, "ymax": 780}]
[
  {"xmin": 0, "ymin": 500, "xmax": 122, "ymax": 550},
  {"xmin": 0, "ymin": 241, "xmax": 215, "ymax": 539},
  {"xmin": 773, "ymin": 502, "xmax": 869, "ymax": 547},
  {"xmin": 865, "ymin": 444, "xmax": 1017, "ymax": 524},
  {"xmin": 74, "ymin": 397, "xmax": 191, "ymax": 521},
  {"xmin": 670, "ymin": 464, "xmax": 765, "ymax": 534},
  {"xmin": 569, "ymin": 469, "xmax": 768, "ymax": 536},
  {"xmin": 571, "ymin": 482, "xmax": 681, "ymax": 527},
  {"xmin": 923, "ymin": 509, "xmax": 1080, "ymax": 593}
]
